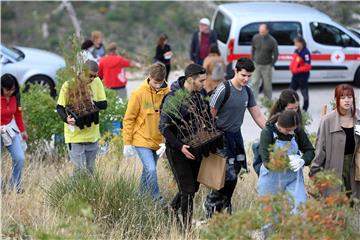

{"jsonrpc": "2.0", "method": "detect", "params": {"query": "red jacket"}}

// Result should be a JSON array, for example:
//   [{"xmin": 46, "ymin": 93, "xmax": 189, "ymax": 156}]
[
  {"xmin": 1, "ymin": 95, "xmax": 25, "ymax": 132},
  {"xmin": 98, "ymin": 54, "xmax": 131, "ymax": 88},
  {"xmin": 289, "ymin": 48, "xmax": 312, "ymax": 75}
]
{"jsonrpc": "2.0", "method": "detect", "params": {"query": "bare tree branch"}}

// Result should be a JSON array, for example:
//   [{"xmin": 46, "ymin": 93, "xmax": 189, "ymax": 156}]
[{"xmin": 62, "ymin": 0, "xmax": 81, "ymax": 38}]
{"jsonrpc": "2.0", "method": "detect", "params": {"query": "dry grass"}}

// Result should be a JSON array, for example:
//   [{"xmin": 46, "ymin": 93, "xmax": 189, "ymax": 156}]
[{"xmin": 1, "ymin": 143, "xmax": 265, "ymax": 239}]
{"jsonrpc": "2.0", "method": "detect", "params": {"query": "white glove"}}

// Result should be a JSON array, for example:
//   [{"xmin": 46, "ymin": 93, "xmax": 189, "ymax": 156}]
[
  {"xmin": 355, "ymin": 124, "xmax": 360, "ymax": 136},
  {"xmin": 156, "ymin": 143, "xmax": 166, "ymax": 158},
  {"xmin": 123, "ymin": 145, "xmax": 136, "ymax": 158},
  {"xmin": 288, "ymin": 154, "xmax": 305, "ymax": 172}
]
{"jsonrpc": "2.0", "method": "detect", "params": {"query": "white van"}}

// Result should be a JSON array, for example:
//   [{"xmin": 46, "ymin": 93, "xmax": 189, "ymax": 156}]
[{"xmin": 211, "ymin": 2, "xmax": 360, "ymax": 85}]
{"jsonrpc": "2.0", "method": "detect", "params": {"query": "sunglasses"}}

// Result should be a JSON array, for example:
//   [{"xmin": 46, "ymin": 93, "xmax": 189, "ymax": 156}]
[{"xmin": 90, "ymin": 74, "xmax": 98, "ymax": 79}]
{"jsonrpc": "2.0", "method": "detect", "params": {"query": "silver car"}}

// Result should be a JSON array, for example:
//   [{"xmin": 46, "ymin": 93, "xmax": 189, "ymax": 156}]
[{"xmin": 1, "ymin": 44, "xmax": 65, "ymax": 97}]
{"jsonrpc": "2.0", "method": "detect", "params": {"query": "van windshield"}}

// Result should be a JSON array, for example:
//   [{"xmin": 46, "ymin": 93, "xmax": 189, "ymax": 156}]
[
  {"xmin": 238, "ymin": 22, "xmax": 302, "ymax": 45},
  {"xmin": 311, "ymin": 22, "xmax": 360, "ymax": 47},
  {"xmin": 214, "ymin": 11, "xmax": 231, "ymax": 43}
]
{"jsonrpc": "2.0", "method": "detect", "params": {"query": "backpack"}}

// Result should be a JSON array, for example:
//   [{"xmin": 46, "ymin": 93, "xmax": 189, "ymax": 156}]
[
  {"xmin": 211, "ymin": 61, "xmax": 225, "ymax": 81},
  {"xmin": 218, "ymin": 80, "xmax": 252, "ymax": 111}
]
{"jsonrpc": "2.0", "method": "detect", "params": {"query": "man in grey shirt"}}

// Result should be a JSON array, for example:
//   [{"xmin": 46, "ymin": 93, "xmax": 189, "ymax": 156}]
[
  {"xmin": 203, "ymin": 58, "xmax": 266, "ymax": 218},
  {"xmin": 251, "ymin": 24, "xmax": 278, "ymax": 100}
]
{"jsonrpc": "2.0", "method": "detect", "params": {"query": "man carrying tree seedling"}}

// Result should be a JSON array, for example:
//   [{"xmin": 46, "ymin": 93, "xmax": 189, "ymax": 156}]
[
  {"xmin": 159, "ymin": 63, "xmax": 212, "ymax": 230},
  {"xmin": 56, "ymin": 60, "xmax": 107, "ymax": 174},
  {"xmin": 203, "ymin": 58, "xmax": 266, "ymax": 218},
  {"xmin": 122, "ymin": 62, "xmax": 170, "ymax": 204}
]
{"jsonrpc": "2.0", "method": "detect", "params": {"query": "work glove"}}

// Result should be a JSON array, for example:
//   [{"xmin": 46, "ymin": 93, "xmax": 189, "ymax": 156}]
[
  {"xmin": 123, "ymin": 145, "xmax": 136, "ymax": 158},
  {"xmin": 288, "ymin": 154, "xmax": 305, "ymax": 172},
  {"xmin": 355, "ymin": 124, "xmax": 360, "ymax": 136},
  {"xmin": 156, "ymin": 143, "xmax": 166, "ymax": 158}
]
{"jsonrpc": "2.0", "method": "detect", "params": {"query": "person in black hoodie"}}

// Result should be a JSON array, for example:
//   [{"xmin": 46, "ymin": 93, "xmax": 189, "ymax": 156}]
[{"xmin": 159, "ymin": 63, "xmax": 207, "ymax": 230}]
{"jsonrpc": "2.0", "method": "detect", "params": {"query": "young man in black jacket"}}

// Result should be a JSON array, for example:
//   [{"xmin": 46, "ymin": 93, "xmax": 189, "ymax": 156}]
[{"xmin": 159, "ymin": 63, "xmax": 208, "ymax": 230}]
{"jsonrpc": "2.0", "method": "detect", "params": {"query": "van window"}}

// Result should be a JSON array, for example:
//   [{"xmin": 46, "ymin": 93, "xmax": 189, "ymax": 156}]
[
  {"xmin": 310, "ymin": 22, "xmax": 360, "ymax": 47},
  {"xmin": 214, "ymin": 11, "xmax": 231, "ymax": 43},
  {"xmin": 238, "ymin": 22, "xmax": 302, "ymax": 45}
]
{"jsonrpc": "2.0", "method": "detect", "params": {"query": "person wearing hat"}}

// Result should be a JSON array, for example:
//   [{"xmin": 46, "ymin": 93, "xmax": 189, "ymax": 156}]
[
  {"xmin": 98, "ymin": 42, "xmax": 135, "ymax": 99},
  {"xmin": 159, "ymin": 63, "xmax": 207, "ymax": 230},
  {"xmin": 190, "ymin": 18, "xmax": 218, "ymax": 65}
]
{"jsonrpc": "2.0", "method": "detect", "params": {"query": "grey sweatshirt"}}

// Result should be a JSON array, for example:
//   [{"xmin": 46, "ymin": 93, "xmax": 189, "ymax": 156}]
[{"xmin": 251, "ymin": 34, "xmax": 279, "ymax": 65}]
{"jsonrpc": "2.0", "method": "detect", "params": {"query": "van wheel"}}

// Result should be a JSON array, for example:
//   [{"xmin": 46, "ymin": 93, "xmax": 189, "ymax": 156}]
[
  {"xmin": 354, "ymin": 67, "xmax": 360, "ymax": 87},
  {"xmin": 24, "ymin": 75, "xmax": 57, "ymax": 98}
]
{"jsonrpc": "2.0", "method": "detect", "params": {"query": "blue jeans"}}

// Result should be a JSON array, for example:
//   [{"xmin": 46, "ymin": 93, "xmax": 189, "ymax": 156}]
[
  {"xmin": 1, "ymin": 133, "xmax": 25, "ymax": 191},
  {"xmin": 257, "ymin": 164, "xmax": 306, "ymax": 210},
  {"xmin": 134, "ymin": 147, "xmax": 161, "ymax": 201}
]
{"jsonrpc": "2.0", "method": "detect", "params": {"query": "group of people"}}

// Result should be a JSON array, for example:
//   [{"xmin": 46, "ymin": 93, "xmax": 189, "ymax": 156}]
[
  {"xmin": 121, "ymin": 59, "xmax": 360, "ymax": 231},
  {"xmin": 1, "ymin": 19, "xmax": 358, "ymax": 235}
]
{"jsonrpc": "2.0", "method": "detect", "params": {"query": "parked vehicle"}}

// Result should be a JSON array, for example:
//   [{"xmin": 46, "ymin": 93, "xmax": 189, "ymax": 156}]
[
  {"xmin": 212, "ymin": 2, "xmax": 360, "ymax": 85},
  {"xmin": 1, "ymin": 44, "xmax": 65, "ymax": 97}
]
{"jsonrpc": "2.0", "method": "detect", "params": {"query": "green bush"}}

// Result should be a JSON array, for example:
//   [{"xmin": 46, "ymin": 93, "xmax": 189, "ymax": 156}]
[
  {"xmin": 202, "ymin": 171, "xmax": 360, "ymax": 240},
  {"xmin": 45, "ymin": 172, "xmax": 170, "ymax": 239},
  {"xmin": 100, "ymin": 88, "xmax": 127, "ymax": 134},
  {"xmin": 21, "ymin": 84, "xmax": 63, "ymax": 150}
]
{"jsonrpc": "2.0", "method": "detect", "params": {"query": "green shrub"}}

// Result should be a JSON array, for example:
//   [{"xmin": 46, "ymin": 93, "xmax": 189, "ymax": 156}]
[
  {"xmin": 45, "ymin": 171, "xmax": 170, "ymax": 239},
  {"xmin": 202, "ymin": 171, "xmax": 360, "ymax": 240},
  {"xmin": 21, "ymin": 84, "xmax": 63, "ymax": 151},
  {"xmin": 100, "ymin": 89, "xmax": 127, "ymax": 134}
]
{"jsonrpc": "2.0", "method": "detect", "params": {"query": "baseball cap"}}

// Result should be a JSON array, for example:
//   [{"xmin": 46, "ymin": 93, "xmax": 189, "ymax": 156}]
[
  {"xmin": 199, "ymin": 18, "xmax": 210, "ymax": 26},
  {"xmin": 185, "ymin": 64, "xmax": 206, "ymax": 78}
]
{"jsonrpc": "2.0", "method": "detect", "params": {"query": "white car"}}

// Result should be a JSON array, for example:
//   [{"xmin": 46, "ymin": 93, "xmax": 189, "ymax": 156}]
[
  {"xmin": 212, "ymin": 2, "xmax": 360, "ymax": 85},
  {"xmin": 1, "ymin": 44, "xmax": 65, "ymax": 97}
]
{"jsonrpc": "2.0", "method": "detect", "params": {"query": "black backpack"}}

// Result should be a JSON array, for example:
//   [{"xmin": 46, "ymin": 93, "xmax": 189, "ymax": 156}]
[{"xmin": 218, "ymin": 80, "xmax": 251, "ymax": 111}]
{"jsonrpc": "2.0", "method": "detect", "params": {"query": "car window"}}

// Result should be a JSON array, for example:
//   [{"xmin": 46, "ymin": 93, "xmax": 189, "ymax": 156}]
[
  {"xmin": 238, "ymin": 22, "xmax": 302, "ymax": 45},
  {"xmin": 310, "ymin": 22, "xmax": 360, "ymax": 47},
  {"xmin": 214, "ymin": 11, "xmax": 231, "ymax": 44},
  {"xmin": 349, "ymin": 29, "xmax": 360, "ymax": 39},
  {"xmin": 0, "ymin": 45, "xmax": 21, "ymax": 61}
]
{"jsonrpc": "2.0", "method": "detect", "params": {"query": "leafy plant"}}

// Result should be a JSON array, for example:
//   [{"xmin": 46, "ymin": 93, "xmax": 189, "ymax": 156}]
[
  {"xmin": 203, "ymin": 171, "xmax": 360, "ymax": 240},
  {"xmin": 99, "ymin": 88, "xmax": 127, "ymax": 134},
  {"xmin": 21, "ymin": 84, "xmax": 63, "ymax": 152},
  {"xmin": 162, "ymin": 88, "xmax": 220, "ymax": 146},
  {"xmin": 57, "ymin": 35, "xmax": 97, "ymax": 119},
  {"xmin": 266, "ymin": 143, "xmax": 291, "ymax": 171}
]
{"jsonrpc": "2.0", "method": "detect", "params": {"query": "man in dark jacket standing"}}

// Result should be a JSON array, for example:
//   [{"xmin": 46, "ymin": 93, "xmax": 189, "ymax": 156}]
[
  {"xmin": 159, "ymin": 64, "xmax": 208, "ymax": 230},
  {"xmin": 190, "ymin": 18, "xmax": 218, "ymax": 65},
  {"xmin": 251, "ymin": 24, "xmax": 278, "ymax": 100}
]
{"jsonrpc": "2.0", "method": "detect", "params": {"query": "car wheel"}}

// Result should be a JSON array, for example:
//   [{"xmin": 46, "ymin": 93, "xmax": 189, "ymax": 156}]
[
  {"xmin": 24, "ymin": 75, "xmax": 56, "ymax": 98},
  {"xmin": 354, "ymin": 67, "xmax": 360, "ymax": 87}
]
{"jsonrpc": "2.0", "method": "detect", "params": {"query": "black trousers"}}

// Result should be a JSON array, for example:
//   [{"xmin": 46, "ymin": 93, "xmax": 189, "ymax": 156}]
[
  {"xmin": 290, "ymin": 74, "xmax": 310, "ymax": 111},
  {"xmin": 166, "ymin": 145, "xmax": 200, "ymax": 228}
]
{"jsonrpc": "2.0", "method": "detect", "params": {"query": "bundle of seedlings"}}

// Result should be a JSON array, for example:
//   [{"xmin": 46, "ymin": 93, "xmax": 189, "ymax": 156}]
[
  {"xmin": 57, "ymin": 35, "xmax": 100, "ymax": 130},
  {"xmin": 162, "ymin": 89, "xmax": 223, "ymax": 160},
  {"xmin": 65, "ymin": 68, "xmax": 99, "ymax": 129},
  {"xmin": 267, "ymin": 143, "xmax": 291, "ymax": 171}
]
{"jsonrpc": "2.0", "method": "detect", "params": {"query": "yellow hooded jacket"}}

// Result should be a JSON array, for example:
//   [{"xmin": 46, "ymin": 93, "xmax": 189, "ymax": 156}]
[{"xmin": 123, "ymin": 79, "xmax": 170, "ymax": 150}]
